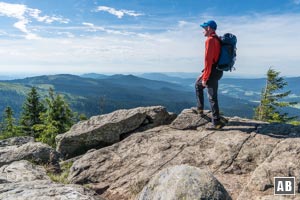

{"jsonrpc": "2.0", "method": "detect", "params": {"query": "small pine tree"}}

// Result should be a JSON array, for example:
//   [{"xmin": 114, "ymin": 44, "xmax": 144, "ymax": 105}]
[
  {"xmin": 254, "ymin": 68, "xmax": 297, "ymax": 123},
  {"xmin": 1, "ymin": 106, "xmax": 19, "ymax": 138},
  {"xmin": 19, "ymin": 87, "xmax": 45, "ymax": 136},
  {"xmin": 46, "ymin": 88, "xmax": 74, "ymax": 133},
  {"xmin": 34, "ymin": 88, "xmax": 74, "ymax": 147}
]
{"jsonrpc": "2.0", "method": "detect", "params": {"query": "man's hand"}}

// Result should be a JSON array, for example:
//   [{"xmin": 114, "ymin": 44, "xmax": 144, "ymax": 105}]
[
  {"xmin": 202, "ymin": 80, "xmax": 207, "ymax": 87},
  {"xmin": 196, "ymin": 75, "xmax": 202, "ymax": 82}
]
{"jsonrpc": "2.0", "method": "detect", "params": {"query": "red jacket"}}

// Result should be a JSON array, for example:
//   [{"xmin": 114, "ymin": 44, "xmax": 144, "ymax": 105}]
[{"xmin": 202, "ymin": 32, "xmax": 221, "ymax": 81}]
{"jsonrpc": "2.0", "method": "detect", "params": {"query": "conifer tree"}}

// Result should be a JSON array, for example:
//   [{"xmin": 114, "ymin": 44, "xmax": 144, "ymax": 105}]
[
  {"xmin": 254, "ymin": 68, "xmax": 297, "ymax": 123},
  {"xmin": 34, "ymin": 88, "xmax": 74, "ymax": 146},
  {"xmin": 1, "ymin": 106, "xmax": 18, "ymax": 138},
  {"xmin": 20, "ymin": 87, "xmax": 45, "ymax": 136}
]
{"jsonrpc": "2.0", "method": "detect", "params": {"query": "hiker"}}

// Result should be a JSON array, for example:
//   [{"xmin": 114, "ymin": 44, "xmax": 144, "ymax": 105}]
[{"xmin": 195, "ymin": 20, "xmax": 225, "ymax": 129}]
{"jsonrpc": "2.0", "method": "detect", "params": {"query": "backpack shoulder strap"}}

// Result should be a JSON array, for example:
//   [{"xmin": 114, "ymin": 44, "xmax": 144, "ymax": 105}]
[{"xmin": 212, "ymin": 34, "xmax": 221, "ymax": 43}]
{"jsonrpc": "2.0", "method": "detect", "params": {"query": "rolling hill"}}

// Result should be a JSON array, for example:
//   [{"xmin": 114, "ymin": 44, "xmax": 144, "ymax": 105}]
[
  {"xmin": 0, "ymin": 74, "xmax": 261, "ymax": 122},
  {"xmin": 0, "ymin": 73, "xmax": 298, "ymax": 122}
]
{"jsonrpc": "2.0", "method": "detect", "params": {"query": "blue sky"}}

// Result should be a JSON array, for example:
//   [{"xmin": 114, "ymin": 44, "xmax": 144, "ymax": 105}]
[{"xmin": 0, "ymin": 0, "xmax": 300, "ymax": 77}]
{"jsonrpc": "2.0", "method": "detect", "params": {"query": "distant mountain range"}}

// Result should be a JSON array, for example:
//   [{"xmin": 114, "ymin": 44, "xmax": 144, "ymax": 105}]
[
  {"xmin": 0, "ymin": 74, "xmax": 196, "ymax": 120},
  {"xmin": 137, "ymin": 73, "xmax": 300, "ymax": 103},
  {"xmin": 0, "ymin": 73, "xmax": 298, "ymax": 122},
  {"xmin": 136, "ymin": 73, "xmax": 300, "ymax": 118}
]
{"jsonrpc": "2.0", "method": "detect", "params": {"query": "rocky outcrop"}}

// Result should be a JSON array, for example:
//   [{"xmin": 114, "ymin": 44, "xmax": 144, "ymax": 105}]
[
  {"xmin": 1, "ymin": 107, "xmax": 300, "ymax": 200},
  {"xmin": 0, "ymin": 181, "xmax": 104, "ymax": 200},
  {"xmin": 0, "ymin": 137, "xmax": 59, "ymax": 167},
  {"xmin": 0, "ymin": 136, "xmax": 34, "ymax": 147},
  {"xmin": 0, "ymin": 160, "xmax": 104, "ymax": 200},
  {"xmin": 237, "ymin": 138, "xmax": 300, "ymax": 199},
  {"xmin": 170, "ymin": 108, "xmax": 230, "ymax": 130},
  {"xmin": 68, "ymin": 108, "xmax": 300, "ymax": 200},
  {"xmin": 0, "ymin": 160, "xmax": 50, "ymax": 183},
  {"xmin": 56, "ymin": 106, "xmax": 175, "ymax": 159},
  {"xmin": 170, "ymin": 108, "xmax": 209, "ymax": 130},
  {"xmin": 138, "ymin": 165, "xmax": 231, "ymax": 200}
]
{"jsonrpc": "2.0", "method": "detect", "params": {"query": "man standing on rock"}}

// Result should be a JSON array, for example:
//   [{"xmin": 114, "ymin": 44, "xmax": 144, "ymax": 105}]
[{"xmin": 195, "ymin": 20, "xmax": 225, "ymax": 129}]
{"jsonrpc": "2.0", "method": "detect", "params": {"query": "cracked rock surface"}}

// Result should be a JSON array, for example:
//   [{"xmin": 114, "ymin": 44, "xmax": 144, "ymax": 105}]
[
  {"xmin": 56, "ymin": 106, "xmax": 175, "ymax": 159},
  {"xmin": 68, "ymin": 108, "xmax": 300, "ymax": 200},
  {"xmin": 0, "ymin": 137, "xmax": 59, "ymax": 168},
  {"xmin": 2, "ymin": 107, "xmax": 299, "ymax": 200},
  {"xmin": 0, "ymin": 160, "xmax": 104, "ymax": 200}
]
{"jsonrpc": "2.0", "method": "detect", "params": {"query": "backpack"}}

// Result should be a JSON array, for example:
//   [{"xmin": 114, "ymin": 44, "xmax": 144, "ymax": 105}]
[{"xmin": 214, "ymin": 33, "xmax": 237, "ymax": 72}]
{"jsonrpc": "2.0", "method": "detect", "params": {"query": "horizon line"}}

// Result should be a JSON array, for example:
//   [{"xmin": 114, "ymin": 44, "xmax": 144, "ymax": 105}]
[{"xmin": 0, "ymin": 72, "xmax": 299, "ymax": 80}]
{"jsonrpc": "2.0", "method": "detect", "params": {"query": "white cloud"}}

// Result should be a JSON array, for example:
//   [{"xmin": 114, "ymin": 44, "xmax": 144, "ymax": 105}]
[
  {"xmin": 57, "ymin": 32, "xmax": 75, "ymax": 38},
  {"xmin": 95, "ymin": 6, "xmax": 143, "ymax": 18},
  {"xmin": 82, "ymin": 22, "xmax": 105, "ymax": 32},
  {"xmin": 178, "ymin": 20, "xmax": 189, "ymax": 27},
  {"xmin": 82, "ymin": 22, "xmax": 149, "ymax": 36},
  {"xmin": 215, "ymin": 14, "xmax": 300, "ymax": 76},
  {"xmin": 0, "ymin": 2, "xmax": 69, "ymax": 39},
  {"xmin": 27, "ymin": 8, "xmax": 69, "ymax": 24},
  {"xmin": 13, "ymin": 18, "xmax": 39, "ymax": 40},
  {"xmin": 0, "ymin": 13, "xmax": 300, "ymax": 77},
  {"xmin": 0, "ymin": 2, "xmax": 25, "ymax": 18}
]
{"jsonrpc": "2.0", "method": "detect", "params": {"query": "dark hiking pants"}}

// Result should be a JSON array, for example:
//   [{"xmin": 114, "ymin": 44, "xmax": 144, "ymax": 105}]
[{"xmin": 195, "ymin": 67, "xmax": 223, "ymax": 125}]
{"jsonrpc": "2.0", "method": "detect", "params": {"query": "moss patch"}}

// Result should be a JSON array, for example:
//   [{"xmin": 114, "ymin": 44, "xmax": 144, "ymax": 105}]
[{"xmin": 47, "ymin": 161, "xmax": 73, "ymax": 184}]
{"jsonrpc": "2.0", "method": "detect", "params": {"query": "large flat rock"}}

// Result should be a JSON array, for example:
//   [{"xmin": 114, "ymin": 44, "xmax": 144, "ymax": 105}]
[
  {"xmin": 67, "ymin": 112, "xmax": 300, "ymax": 200},
  {"xmin": 0, "ymin": 180, "xmax": 103, "ymax": 200},
  {"xmin": 66, "ymin": 125, "xmax": 271, "ymax": 199},
  {"xmin": 238, "ymin": 138, "xmax": 300, "ymax": 200},
  {"xmin": 0, "ymin": 139, "xmax": 59, "ymax": 167},
  {"xmin": 0, "ymin": 160, "xmax": 104, "ymax": 200},
  {"xmin": 56, "ymin": 106, "xmax": 175, "ymax": 159},
  {"xmin": 0, "ymin": 160, "xmax": 50, "ymax": 183},
  {"xmin": 0, "ymin": 136, "xmax": 34, "ymax": 147}
]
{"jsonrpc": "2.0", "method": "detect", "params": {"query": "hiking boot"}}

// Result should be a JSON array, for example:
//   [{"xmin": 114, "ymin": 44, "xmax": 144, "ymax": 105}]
[
  {"xmin": 214, "ymin": 121, "xmax": 226, "ymax": 129},
  {"xmin": 206, "ymin": 121, "xmax": 226, "ymax": 130},
  {"xmin": 220, "ymin": 117, "xmax": 229, "ymax": 124},
  {"xmin": 196, "ymin": 108, "xmax": 203, "ymax": 115}
]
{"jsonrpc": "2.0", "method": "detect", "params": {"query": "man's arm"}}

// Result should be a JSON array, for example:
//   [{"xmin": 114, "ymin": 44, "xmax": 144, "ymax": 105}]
[{"xmin": 202, "ymin": 37, "xmax": 215, "ymax": 86}]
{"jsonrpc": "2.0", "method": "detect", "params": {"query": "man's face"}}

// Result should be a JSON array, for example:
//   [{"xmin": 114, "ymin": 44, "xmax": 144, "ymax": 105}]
[{"xmin": 203, "ymin": 26, "xmax": 211, "ymax": 37}]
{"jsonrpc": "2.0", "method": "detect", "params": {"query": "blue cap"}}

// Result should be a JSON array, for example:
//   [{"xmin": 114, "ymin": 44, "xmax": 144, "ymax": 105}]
[{"xmin": 200, "ymin": 20, "xmax": 217, "ymax": 30}]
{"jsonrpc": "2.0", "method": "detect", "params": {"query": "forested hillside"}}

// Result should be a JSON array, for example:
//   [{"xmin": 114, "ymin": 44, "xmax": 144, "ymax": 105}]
[{"xmin": 0, "ymin": 73, "xmax": 299, "ymax": 122}]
